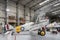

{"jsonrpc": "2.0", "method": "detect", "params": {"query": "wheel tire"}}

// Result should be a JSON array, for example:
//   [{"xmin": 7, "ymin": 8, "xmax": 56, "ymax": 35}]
[{"xmin": 38, "ymin": 30, "xmax": 46, "ymax": 36}]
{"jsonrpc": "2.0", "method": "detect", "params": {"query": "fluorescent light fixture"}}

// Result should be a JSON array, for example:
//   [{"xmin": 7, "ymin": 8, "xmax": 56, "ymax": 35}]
[
  {"xmin": 54, "ymin": 3, "xmax": 60, "ymax": 6},
  {"xmin": 6, "ymin": 9, "xmax": 10, "ymax": 11},
  {"xmin": 39, "ymin": 0, "xmax": 49, "ymax": 5}
]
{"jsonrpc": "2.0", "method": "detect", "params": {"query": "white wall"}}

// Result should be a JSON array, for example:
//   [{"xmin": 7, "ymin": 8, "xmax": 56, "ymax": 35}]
[
  {"xmin": 25, "ymin": 7, "xmax": 34, "ymax": 23},
  {"xmin": 30, "ymin": 9, "xmax": 34, "ymax": 21},
  {"xmin": 0, "ymin": 0, "xmax": 35, "ymax": 24},
  {"xmin": 25, "ymin": 7, "xmax": 30, "ymax": 22},
  {"xmin": 0, "ymin": 0, "xmax": 24, "ymax": 24},
  {"xmin": 18, "ymin": 4, "xmax": 24, "ymax": 18},
  {"xmin": 7, "ymin": 1, "xmax": 35, "ymax": 23},
  {"xmin": 7, "ymin": 2, "xmax": 16, "ymax": 16},
  {"xmin": 0, "ymin": 2, "xmax": 5, "ymax": 23}
]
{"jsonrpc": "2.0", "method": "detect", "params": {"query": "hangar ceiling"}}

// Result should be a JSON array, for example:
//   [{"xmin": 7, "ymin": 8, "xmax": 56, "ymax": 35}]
[{"xmin": 0, "ymin": 0, "xmax": 60, "ymax": 11}]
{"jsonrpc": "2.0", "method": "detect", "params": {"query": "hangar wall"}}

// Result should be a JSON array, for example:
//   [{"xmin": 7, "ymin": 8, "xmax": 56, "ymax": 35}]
[
  {"xmin": 0, "ymin": 0, "xmax": 35, "ymax": 25},
  {"xmin": 24, "ymin": 7, "xmax": 34, "ymax": 23},
  {"xmin": 0, "ymin": 0, "xmax": 5, "ymax": 24}
]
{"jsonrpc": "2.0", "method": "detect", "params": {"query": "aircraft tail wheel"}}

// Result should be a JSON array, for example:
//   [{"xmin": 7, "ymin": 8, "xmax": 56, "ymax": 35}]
[{"xmin": 38, "ymin": 30, "xmax": 46, "ymax": 36}]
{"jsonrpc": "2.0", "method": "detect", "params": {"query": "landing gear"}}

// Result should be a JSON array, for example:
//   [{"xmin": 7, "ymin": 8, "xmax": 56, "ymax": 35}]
[{"xmin": 38, "ymin": 28, "xmax": 46, "ymax": 36}]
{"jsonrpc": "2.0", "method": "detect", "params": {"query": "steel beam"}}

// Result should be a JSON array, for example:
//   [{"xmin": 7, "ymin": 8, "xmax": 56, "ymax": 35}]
[
  {"xmin": 29, "ymin": 8, "xmax": 31, "ymax": 21},
  {"xmin": 34, "ymin": 0, "xmax": 55, "ymax": 11},
  {"xmin": 16, "ymin": 0, "xmax": 20, "ymax": 4},
  {"xmin": 24, "ymin": 0, "xmax": 34, "ymax": 6},
  {"xmin": 16, "ymin": 3, "xmax": 18, "ymax": 26},
  {"xmin": 16, "ymin": 0, "xmax": 20, "ymax": 26},
  {"xmin": 30, "ymin": 0, "xmax": 44, "ymax": 9},
  {"xmin": 9, "ymin": 0, "xmax": 16, "ymax": 3},
  {"xmin": 49, "ymin": 6, "xmax": 60, "ymax": 12},
  {"xmin": 10, "ymin": 0, "xmax": 24, "ymax": 6},
  {"xmin": 4, "ymin": 0, "xmax": 8, "ymax": 25},
  {"xmin": 24, "ymin": 5, "xmax": 25, "ymax": 19}
]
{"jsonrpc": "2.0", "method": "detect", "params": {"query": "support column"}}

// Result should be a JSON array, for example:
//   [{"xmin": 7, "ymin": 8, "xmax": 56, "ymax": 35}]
[
  {"xmin": 29, "ymin": 8, "xmax": 31, "ymax": 22},
  {"xmin": 24, "ymin": 6, "xmax": 26, "ymax": 19},
  {"xmin": 34, "ymin": 10, "xmax": 35, "ymax": 23},
  {"xmin": 16, "ymin": 3, "xmax": 19, "ymax": 26},
  {"xmin": 4, "ymin": 0, "xmax": 8, "ymax": 25}
]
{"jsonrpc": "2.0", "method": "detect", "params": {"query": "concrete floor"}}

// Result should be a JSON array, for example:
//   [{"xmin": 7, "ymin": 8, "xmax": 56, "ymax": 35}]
[
  {"xmin": 32, "ymin": 32, "xmax": 60, "ymax": 40},
  {"xmin": 0, "ymin": 31, "xmax": 60, "ymax": 40}
]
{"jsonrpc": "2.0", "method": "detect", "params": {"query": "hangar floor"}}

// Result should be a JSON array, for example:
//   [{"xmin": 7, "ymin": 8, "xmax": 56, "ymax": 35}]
[{"xmin": 0, "ymin": 31, "xmax": 60, "ymax": 40}]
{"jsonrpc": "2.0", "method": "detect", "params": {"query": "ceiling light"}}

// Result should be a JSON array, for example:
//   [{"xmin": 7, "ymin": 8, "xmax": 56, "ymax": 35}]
[
  {"xmin": 6, "ymin": 9, "xmax": 10, "ymax": 11},
  {"xmin": 54, "ymin": 3, "xmax": 60, "ymax": 6},
  {"xmin": 39, "ymin": 0, "xmax": 49, "ymax": 5}
]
